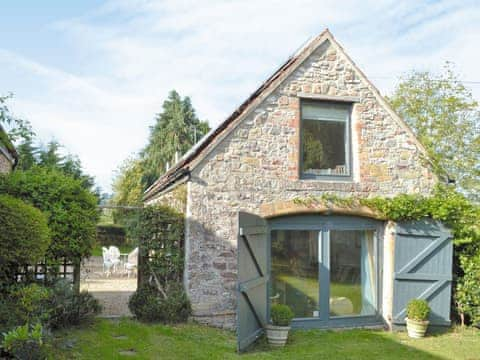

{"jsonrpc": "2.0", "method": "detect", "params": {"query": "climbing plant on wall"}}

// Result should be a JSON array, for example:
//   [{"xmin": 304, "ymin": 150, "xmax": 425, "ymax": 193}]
[
  {"xmin": 128, "ymin": 204, "xmax": 190, "ymax": 323},
  {"xmin": 135, "ymin": 205, "xmax": 185, "ymax": 293}
]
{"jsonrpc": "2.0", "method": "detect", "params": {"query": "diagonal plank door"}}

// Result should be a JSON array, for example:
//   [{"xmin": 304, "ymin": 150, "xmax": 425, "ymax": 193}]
[
  {"xmin": 237, "ymin": 211, "xmax": 268, "ymax": 352},
  {"xmin": 393, "ymin": 219, "xmax": 453, "ymax": 326}
]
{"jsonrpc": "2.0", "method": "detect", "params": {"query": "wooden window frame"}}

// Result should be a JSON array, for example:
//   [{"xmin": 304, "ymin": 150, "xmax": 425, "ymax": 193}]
[{"xmin": 299, "ymin": 99, "xmax": 353, "ymax": 181}]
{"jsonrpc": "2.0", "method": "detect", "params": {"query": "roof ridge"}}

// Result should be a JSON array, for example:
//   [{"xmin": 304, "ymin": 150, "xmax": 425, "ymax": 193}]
[{"xmin": 143, "ymin": 29, "xmax": 331, "ymax": 199}]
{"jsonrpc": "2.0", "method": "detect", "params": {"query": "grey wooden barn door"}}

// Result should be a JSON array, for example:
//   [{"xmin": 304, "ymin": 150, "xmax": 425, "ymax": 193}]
[
  {"xmin": 237, "ymin": 212, "xmax": 268, "ymax": 352},
  {"xmin": 393, "ymin": 219, "xmax": 453, "ymax": 326}
]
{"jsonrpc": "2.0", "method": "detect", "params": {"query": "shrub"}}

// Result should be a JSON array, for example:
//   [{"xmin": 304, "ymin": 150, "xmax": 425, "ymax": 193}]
[
  {"xmin": 96, "ymin": 224, "xmax": 127, "ymax": 247},
  {"xmin": 456, "ymin": 250, "xmax": 480, "ymax": 326},
  {"xmin": 406, "ymin": 299, "xmax": 430, "ymax": 321},
  {"xmin": 11, "ymin": 284, "xmax": 52, "ymax": 326},
  {"xmin": 2, "ymin": 323, "xmax": 44, "ymax": 360},
  {"xmin": 47, "ymin": 280, "xmax": 101, "ymax": 329},
  {"xmin": 0, "ymin": 297, "xmax": 18, "ymax": 335},
  {"xmin": 270, "ymin": 304, "xmax": 294, "ymax": 326},
  {"xmin": 0, "ymin": 168, "xmax": 99, "ymax": 261},
  {"xmin": 129, "ymin": 284, "xmax": 191, "ymax": 323},
  {"xmin": 0, "ymin": 195, "xmax": 50, "ymax": 287}
]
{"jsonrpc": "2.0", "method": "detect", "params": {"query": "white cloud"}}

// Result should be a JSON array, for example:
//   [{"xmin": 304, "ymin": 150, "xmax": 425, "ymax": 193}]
[{"xmin": 1, "ymin": 0, "xmax": 479, "ymax": 191}]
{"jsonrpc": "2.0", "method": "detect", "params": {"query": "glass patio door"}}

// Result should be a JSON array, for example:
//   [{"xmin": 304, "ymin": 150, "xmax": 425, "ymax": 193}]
[
  {"xmin": 270, "ymin": 230, "xmax": 322, "ymax": 319},
  {"xmin": 270, "ymin": 228, "xmax": 377, "ymax": 321},
  {"xmin": 328, "ymin": 230, "xmax": 377, "ymax": 317}
]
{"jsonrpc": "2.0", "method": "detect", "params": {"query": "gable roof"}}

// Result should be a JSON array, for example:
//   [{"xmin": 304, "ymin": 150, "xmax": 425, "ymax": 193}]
[{"xmin": 144, "ymin": 29, "xmax": 430, "ymax": 201}]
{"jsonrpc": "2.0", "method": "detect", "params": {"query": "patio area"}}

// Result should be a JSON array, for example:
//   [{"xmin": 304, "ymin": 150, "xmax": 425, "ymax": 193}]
[{"xmin": 80, "ymin": 256, "xmax": 137, "ymax": 317}]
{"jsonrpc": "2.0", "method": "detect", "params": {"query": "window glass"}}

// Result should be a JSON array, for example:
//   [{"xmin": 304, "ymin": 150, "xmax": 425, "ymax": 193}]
[
  {"xmin": 301, "ymin": 102, "xmax": 350, "ymax": 177},
  {"xmin": 271, "ymin": 230, "xmax": 319, "ymax": 318},
  {"xmin": 329, "ymin": 230, "xmax": 376, "ymax": 317}
]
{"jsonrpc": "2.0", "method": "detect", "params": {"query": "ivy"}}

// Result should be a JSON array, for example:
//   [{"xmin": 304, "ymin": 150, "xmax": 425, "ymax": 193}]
[
  {"xmin": 293, "ymin": 184, "xmax": 480, "ymax": 325},
  {"xmin": 293, "ymin": 184, "xmax": 480, "ymax": 247}
]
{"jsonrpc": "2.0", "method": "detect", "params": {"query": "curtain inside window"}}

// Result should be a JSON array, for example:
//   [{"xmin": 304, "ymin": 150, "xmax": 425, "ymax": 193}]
[{"xmin": 361, "ymin": 231, "xmax": 376, "ymax": 315}]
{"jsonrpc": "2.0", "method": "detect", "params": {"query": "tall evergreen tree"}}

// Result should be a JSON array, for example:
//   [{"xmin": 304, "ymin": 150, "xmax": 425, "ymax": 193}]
[{"xmin": 141, "ymin": 90, "xmax": 210, "ymax": 188}]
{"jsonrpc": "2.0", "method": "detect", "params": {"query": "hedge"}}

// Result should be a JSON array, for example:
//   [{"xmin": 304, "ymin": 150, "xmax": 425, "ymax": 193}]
[
  {"xmin": 96, "ymin": 224, "xmax": 127, "ymax": 247},
  {"xmin": 0, "ymin": 168, "xmax": 99, "ymax": 261},
  {"xmin": 0, "ymin": 194, "xmax": 50, "ymax": 286}
]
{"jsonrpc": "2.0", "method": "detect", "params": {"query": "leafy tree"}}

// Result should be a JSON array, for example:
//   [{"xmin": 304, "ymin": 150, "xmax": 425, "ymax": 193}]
[
  {"xmin": 112, "ymin": 156, "xmax": 145, "ymax": 206},
  {"xmin": 141, "ymin": 90, "xmax": 210, "ymax": 188},
  {"xmin": 0, "ymin": 94, "xmax": 34, "ymax": 142},
  {"xmin": 35, "ymin": 140, "xmax": 96, "ymax": 191},
  {"xmin": 15, "ymin": 138, "xmax": 38, "ymax": 170},
  {"xmin": 389, "ymin": 62, "xmax": 480, "ymax": 201},
  {"xmin": 0, "ymin": 168, "xmax": 99, "ymax": 261}
]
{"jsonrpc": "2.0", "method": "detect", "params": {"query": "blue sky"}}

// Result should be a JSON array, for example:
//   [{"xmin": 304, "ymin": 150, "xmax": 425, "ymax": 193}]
[{"xmin": 1, "ymin": 0, "xmax": 479, "ymax": 192}]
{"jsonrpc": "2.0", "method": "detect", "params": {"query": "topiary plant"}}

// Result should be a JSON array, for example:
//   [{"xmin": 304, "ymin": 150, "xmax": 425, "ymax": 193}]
[
  {"xmin": 406, "ymin": 299, "xmax": 430, "ymax": 322},
  {"xmin": 270, "ymin": 304, "xmax": 294, "ymax": 327}
]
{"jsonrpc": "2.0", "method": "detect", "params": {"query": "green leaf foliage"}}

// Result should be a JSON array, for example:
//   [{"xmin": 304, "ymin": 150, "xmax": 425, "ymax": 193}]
[
  {"xmin": 456, "ymin": 251, "xmax": 480, "ymax": 325},
  {"xmin": 270, "ymin": 304, "xmax": 295, "ymax": 326},
  {"xmin": 294, "ymin": 185, "xmax": 479, "ymax": 247},
  {"xmin": 360, "ymin": 185, "xmax": 480, "ymax": 247},
  {"xmin": 2, "ymin": 323, "xmax": 44, "ymax": 360},
  {"xmin": 388, "ymin": 62, "xmax": 480, "ymax": 201},
  {"xmin": 0, "ymin": 93, "xmax": 35, "ymax": 143},
  {"xmin": 0, "ymin": 194, "xmax": 50, "ymax": 266},
  {"xmin": 128, "ymin": 283, "xmax": 191, "ymax": 323},
  {"xmin": 136, "ymin": 205, "xmax": 185, "ymax": 289},
  {"xmin": 406, "ymin": 299, "xmax": 430, "ymax": 321},
  {"xmin": 0, "ymin": 167, "xmax": 99, "ymax": 261},
  {"xmin": 129, "ymin": 205, "xmax": 191, "ymax": 323},
  {"xmin": 141, "ymin": 90, "xmax": 210, "ymax": 188}
]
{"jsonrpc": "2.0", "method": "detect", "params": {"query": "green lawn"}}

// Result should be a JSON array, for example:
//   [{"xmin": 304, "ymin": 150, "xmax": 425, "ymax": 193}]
[
  {"xmin": 275, "ymin": 274, "xmax": 362, "ymax": 315},
  {"xmin": 47, "ymin": 318, "xmax": 480, "ymax": 359}
]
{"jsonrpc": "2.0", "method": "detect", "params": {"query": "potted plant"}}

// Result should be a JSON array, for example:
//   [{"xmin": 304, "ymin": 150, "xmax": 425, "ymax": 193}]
[
  {"xmin": 405, "ymin": 299, "xmax": 430, "ymax": 338},
  {"xmin": 265, "ymin": 304, "xmax": 294, "ymax": 347}
]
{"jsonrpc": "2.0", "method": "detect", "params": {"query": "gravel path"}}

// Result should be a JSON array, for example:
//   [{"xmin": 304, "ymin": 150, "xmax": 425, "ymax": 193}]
[{"xmin": 81, "ymin": 256, "xmax": 137, "ymax": 317}]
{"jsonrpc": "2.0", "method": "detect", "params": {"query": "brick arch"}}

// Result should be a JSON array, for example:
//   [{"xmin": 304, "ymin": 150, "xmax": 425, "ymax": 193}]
[{"xmin": 259, "ymin": 199, "xmax": 385, "ymax": 220}]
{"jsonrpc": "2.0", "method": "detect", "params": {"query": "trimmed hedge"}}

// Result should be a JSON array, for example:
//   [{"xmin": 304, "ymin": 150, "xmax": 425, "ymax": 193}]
[
  {"xmin": 0, "ymin": 194, "xmax": 50, "ymax": 266},
  {"xmin": 96, "ymin": 224, "xmax": 126, "ymax": 247},
  {"xmin": 0, "ymin": 168, "xmax": 99, "ymax": 261}
]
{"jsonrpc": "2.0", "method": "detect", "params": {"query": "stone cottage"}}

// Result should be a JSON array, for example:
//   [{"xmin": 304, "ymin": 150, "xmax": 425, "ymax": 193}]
[
  {"xmin": 0, "ymin": 124, "xmax": 17, "ymax": 174},
  {"xmin": 144, "ymin": 30, "xmax": 452, "ymax": 349}
]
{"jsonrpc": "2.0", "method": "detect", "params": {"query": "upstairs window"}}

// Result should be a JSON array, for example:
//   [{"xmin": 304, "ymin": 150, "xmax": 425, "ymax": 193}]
[{"xmin": 300, "ymin": 101, "xmax": 351, "ymax": 179}]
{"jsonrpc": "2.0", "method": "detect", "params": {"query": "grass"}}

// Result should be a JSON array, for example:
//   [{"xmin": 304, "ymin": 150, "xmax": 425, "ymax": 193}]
[
  {"xmin": 47, "ymin": 318, "xmax": 480, "ymax": 359},
  {"xmin": 275, "ymin": 274, "xmax": 362, "ymax": 315}
]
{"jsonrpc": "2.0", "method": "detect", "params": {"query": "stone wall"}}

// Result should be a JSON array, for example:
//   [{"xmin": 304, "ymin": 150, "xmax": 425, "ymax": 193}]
[
  {"xmin": 0, "ymin": 149, "xmax": 13, "ymax": 174},
  {"xmin": 146, "ymin": 183, "xmax": 187, "ymax": 214},
  {"xmin": 159, "ymin": 39, "xmax": 437, "ymax": 329}
]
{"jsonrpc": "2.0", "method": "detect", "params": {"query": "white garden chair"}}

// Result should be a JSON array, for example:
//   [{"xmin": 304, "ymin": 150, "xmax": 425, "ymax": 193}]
[
  {"xmin": 102, "ymin": 246, "xmax": 113, "ymax": 276},
  {"xmin": 108, "ymin": 246, "xmax": 122, "ymax": 273},
  {"xmin": 124, "ymin": 247, "xmax": 138, "ymax": 278}
]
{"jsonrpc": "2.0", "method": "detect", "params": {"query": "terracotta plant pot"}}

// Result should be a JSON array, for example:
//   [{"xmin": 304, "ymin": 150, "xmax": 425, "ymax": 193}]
[
  {"xmin": 406, "ymin": 317, "xmax": 429, "ymax": 338},
  {"xmin": 265, "ymin": 324, "xmax": 291, "ymax": 347}
]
